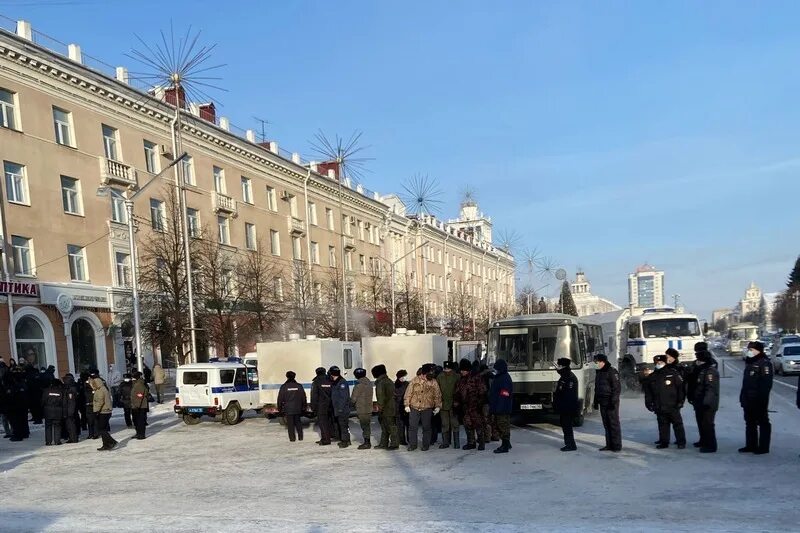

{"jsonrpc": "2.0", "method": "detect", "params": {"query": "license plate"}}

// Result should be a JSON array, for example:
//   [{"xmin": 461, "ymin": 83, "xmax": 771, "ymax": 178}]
[
  {"xmin": 520, "ymin": 404, "xmax": 543, "ymax": 410},
  {"xmin": 187, "ymin": 407, "xmax": 204, "ymax": 414}
]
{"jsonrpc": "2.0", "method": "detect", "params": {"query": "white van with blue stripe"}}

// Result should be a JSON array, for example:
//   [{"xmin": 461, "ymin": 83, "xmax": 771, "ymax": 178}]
[{"xmin": 174, "ymin": 362, "xmax": 261, "ymax": 425}]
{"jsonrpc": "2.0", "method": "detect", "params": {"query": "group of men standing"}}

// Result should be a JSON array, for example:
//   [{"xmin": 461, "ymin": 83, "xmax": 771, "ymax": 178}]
[{"xmin": 278, "ymin": 358, "xmax": 515, "ymax": 454}]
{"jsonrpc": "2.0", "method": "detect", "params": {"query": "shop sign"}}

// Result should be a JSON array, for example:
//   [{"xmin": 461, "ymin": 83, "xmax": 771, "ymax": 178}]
[
  {"xmin": 40, "ymin": 283, "xmax": 111, "ymax": 309},
  {"xmin": 0, "ymin": 280, "xmax": 39, "ymax": 297}
]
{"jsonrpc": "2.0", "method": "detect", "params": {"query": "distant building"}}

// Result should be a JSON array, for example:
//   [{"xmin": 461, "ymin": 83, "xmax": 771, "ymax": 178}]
[
  {"xmin": 569, "ymin": 271, "xmax": 622, "ymax": 317},
  {"xmin": 739, "ymin": 282, "xmax": 763, "ymax": 318},
  {"xmin": 763, "ymin": 292, "xmax": 779, "ymax": 332},
  {"xmin": 712, "ymin": 308, "xmax": 733, "ymax": 324},
  {"xmin": 628, "ymin": 264, "xmax": 665, "ymax": 310}
]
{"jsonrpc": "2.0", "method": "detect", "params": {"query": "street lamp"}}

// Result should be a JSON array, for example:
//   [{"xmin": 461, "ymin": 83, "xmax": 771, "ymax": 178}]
[
  {"xmin": 97, "ymin": 152, "xmax": 189, "ymax": 372},
  {"xmin": 377, "ymin": 240, "xmax": 429, "ymax": 333}
]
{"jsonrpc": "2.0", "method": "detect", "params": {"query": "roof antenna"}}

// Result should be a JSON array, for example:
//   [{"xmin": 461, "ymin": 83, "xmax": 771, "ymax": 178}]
[{"xmin": 253, "ymin": 116, "xmax": 270, "ymax": 143}]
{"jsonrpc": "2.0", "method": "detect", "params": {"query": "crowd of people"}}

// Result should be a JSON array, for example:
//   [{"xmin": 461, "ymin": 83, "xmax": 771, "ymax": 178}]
[{"xmin": 0, "ymin": 359, "xmax": 165, "ymax": 451}]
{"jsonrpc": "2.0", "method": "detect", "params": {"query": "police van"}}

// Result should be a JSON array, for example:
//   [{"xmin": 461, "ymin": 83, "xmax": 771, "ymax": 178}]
[{"xmin": 174, "ymin": 362, "xmax": 261, "ymax": 425}]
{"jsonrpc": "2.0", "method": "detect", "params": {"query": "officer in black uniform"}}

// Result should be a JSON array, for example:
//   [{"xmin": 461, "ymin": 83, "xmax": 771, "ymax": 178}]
[
  {"xmin": 690, "ymin": 348, "xmax": 719, "ymax": 453},
  {"xmin": 277, "ymin": 371, "xmax": 308, "ymax": 442},
  {"xmin": 553, "ymin": 357, "xmax": 579, "ymax": 451},
  {"xmin": 593, "ymin": 354, "xmax": 622, "ymax": 452},
  {"xmin": 310, "ymin": 367, "xmax": 334, "ymax": 445},
  {"xmin": 61, "ymin": 373, "xmax": 80, "ymax": 443},
  {"xmin": 739, "ymin": 340, "xmax": 773, "ymax": 454},
  {"xmin": 42, "ymin": 378, "xmax": 65, "ymax": 445},
  {"xmin": 645, "ymin": 354, "xmax": 686, "ymax": 449}
]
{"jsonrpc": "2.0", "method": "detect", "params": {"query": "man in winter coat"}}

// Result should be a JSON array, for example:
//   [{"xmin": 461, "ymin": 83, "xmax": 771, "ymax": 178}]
[
  {"xmin": 41, "ymin": 379, "xmax": 65, "ymax": 445},
  {"xmin": 690, "ymin": 348, "xmax": 719, "ymax": 453},
  {"xmin": 489, "ymin": 359, "xmax": 514, "ymax": 454},
  {"xmin": 143, "ymin": 364, "xmax": 152, "ymax": 384},
  {"xmin": 92, "ymin": 377, "xmax": 117, "ymax": 451},
  {"xmin": 394, "ymin": 370, "xmax": 410, "ymax": 446},
  {"xmin": 739, "ymin": 341, "xmax": 773, "ymax": 454},
  {"xmin": 454, "ymin": 359, "xmax": 487, "ymax": 450},
  {"xmin": 61, "ymin": 373, "xmax": 79, "ymax": 443},
  {"xmin": 403, "ymin": 364, "xmax": 442, "ymax": 451},
  {"xmin": 27, "ymin": 366, "xmax": 44, "ymax": 425},
  {"xmin": 436, "ymin": 361, "xmax": 461, "ymax": 449},
  {"xmin": 329, "ymin": 366, "xmax": 351, "ymax": 448},
  {"xmin": 83, "ymin": 373, "xmax": 97, "ymax": 439},
  {"xmin": 107, "ymin": 364, "xmax": 122, "ymax": 407},
  {"xmin": 130, "ymin": 371, "xmax": 149, "ymax": 440},
  {"xmin": 644, "ymin": 354, "xmax": 686, "ymax": 449},
  {"xmin": 119, "ymin": 374, "xmax": 134, "ymax": 428},
  {"xmin": 372, "ymin": 364, "xmax": 398, "ymax": 450},
  {"xmin": 277, "ymin": 371, "xmax": 308, "ymax": 442},
  {"xmin": 553, "ymin": 357, "xmax": 579, "ymax": 451},
  {"xmin": 7, "ymin": 369, "xmax": 30, "ymax": 441},
  {"xmin": 152, "ymin": 363, "xmax": 166, "ymax": 403},
  {"xmin": 310, "ymin": 367, "xmax": 334, "ymax": 446},
  {"xmin": 593, "ymin": 354, "xmax": 622, "ymax": 452},
  {"xmin": 351, "ymin": 368, "xmax": 374, "ymax": 449}
]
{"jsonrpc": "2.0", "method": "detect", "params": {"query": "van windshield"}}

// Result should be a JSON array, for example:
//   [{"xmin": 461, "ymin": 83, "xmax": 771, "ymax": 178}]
[
  {"xmin": 642, "ymin": 319, "xmax": 700, "ymax": 338},
  {"xmin": 182, "ymin": 371, "xmax": 208, "ymax": 385},
  {"xmin": 488, "ymin": 325, "xmax": 580, "ymax": 370}
]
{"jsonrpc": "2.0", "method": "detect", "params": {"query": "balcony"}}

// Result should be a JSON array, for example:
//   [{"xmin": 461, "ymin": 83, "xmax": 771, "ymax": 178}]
[
  {"xmin": 343, "ymin": 236, "xmax": 356, "ymax": 250},
  {"xmin": 213, "ymin": 191, "xmax": 238, "ymax": 217},
  {"xmin": 288, "ymin": 216, "xmax": 306, "ymax": 236},
  {"xmin": 99, "ymin": 157, "xmax": 137, "ymax": 188}
]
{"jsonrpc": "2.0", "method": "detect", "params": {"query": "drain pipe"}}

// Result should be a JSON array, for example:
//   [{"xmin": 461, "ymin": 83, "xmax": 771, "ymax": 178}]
[{"xmin": 0, "ymin": 193, "xmax": 15, "ymax": 361}]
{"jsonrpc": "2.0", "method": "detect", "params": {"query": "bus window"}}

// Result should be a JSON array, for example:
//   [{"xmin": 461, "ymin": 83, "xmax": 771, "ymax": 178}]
[
  {"xmin": 577, "ymin": 327, "xmax": 587, "ymax": 365},
  {"xmin": 343, "ymin": 349, "xmax": 353, "ymax": 369}
]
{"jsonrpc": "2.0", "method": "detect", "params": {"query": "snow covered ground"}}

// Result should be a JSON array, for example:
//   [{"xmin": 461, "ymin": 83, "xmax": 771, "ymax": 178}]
[{"xmin": 1, "ymin": 354, "xmax": 799, "ymax": 532}]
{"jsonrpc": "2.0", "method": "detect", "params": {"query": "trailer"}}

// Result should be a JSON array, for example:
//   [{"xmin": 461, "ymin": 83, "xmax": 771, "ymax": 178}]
[
  {"xmin": 448, "ymin": 339, "xmax": 486, "ymax": 364},
  {"xmin": 256, "ymin": 337, "xmax": 362, "ymax": 417},
  {"xmin": 583, "ymin": 309, "xmax": 631, "ymax": 368},
  {"xmin": 362, "ymin": 332, "xmax": 448, "ymax": 380}
]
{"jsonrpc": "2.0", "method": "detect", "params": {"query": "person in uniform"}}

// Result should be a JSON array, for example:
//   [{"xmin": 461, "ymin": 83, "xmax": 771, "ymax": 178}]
[
  {"xmin": 739, "ymin": 341, "xmax": 773, "ymax": 454},
  {"xmin": 83, "ymin": 372, "xmax": 97, "ymax": 439},
  {"xmin": 489, "ymin": 359, "xmax": 514, "ymax": 454},
  {"xmin": 42, "ymin": 378, "xmax": 65, "ymax": 446},
  {"xmin": 436, "ymin": 361, "xmax": 461, "ymax": 449},
  {"xmin": 130, "ymin": 371, "xmax": 150, "ymax": 440},
  {"xmin": 329, "ymin": 366, "xmax": 351, "ymax": 448},
  {"xmin": 277, "ymin": 371, "xmax": 308, "ymax": 442},
  {"xmin": 454, "ymin": 359, "xmax": 487, "ymax": 451},
  {"xmin": 593, "ymin": 354, "xmax": 622, "ymax": 452},
  {"xmin": 553, "ymin": 357, "xmax": 579, "ymax": 451},
  {"xmin": 645, "ymin": 354, "xmax": 686, "ymax": 449},
  {"xmin": 119, "ymin": 373, "xmax": 134, "ymax": 428},
  {"xmin": 61, "ymin": 373, "xmax": 80, "ymax": 443},
  {"xmin": 394, "ymin": 370, "xmax": 410, "ymax": 446},
  {"xmin": 690, "ymin": 348, "xmax": 719, "ymax": 453},
  {"xmin": 372, "ymin": 364, "xmax": 398, "ymax": 450},
  {"xmin": 403, "ymin": 364, "xmax": 442, "ymax": 451},
  {"xmin": 350, "ymin": 368, "xmax": 374, "ymax": 450},
  {"xmin": 310, "ymin": 367, "xmax": 333, "ymax": 446},
  {"xmin": 7, "ymin": 369, "xmax": 29, "ymax": 441}
]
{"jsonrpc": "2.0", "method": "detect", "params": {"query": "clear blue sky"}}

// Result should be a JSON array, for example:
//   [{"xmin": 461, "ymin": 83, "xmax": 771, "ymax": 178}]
[{"xmin": 3, "ymin": 0, "xmax": 799, "ymax": 320}]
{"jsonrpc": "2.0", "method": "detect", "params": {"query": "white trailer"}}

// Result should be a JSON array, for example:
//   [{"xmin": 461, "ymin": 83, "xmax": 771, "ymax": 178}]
[
  {"xmin": 256, "ymin": 338, "xmax": 362, "ymax": 417},
  {"xmin": 583, "ymin": 309, "xmax": 631, "ymax": 368},
  {"xmin": 362, "ymin": 332, "xmax": 448, "ymax": 380}
]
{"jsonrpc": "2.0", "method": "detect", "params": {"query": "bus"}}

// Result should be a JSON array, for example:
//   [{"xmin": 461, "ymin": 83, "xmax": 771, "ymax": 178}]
[
  {"xmin": 727, "ymin": 323, "xmax": 759, "ymax": 355},
  {"xmin": 487, "ymin": 313, "xmax": 597, "ymax": 426}
]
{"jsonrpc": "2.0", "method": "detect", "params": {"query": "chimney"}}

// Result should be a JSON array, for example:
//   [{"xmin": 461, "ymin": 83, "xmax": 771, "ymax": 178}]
[
  {"xmin": 198, "ymin": 103, "xmax": 216, "ymax": 123},
  {"xmin": 164, "ymin": 86, "xmax": 186, "ymax": 109},
  {"xmin": 317, "ymin": 161, "xmax": 340, "ymax": 180}
]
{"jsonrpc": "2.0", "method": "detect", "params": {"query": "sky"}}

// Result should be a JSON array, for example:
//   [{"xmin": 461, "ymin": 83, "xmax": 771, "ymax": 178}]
[{"xmin": 1, "ymin": 0, "xmax": 798, "ymax": 320}]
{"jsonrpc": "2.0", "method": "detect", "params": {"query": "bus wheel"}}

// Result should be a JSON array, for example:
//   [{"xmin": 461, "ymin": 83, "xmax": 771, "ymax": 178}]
[
  {"xmin": 182, "ymin": 414, "xmax": 201, "ymax": 425},
  {"xmin": 222, "ymin": 403, "xmax": 241, "ymax": 425}
]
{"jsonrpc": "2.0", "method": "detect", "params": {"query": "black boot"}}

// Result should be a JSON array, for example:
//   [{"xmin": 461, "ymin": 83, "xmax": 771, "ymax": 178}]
[
  {"xmin": 493, "ymin": 438, "xmax": 510, "ymax": 454},
  {"xmin": 755, "ymin": 425, "xmax": 771, "ymax": 454},
  {"xmin": 462, "ymin": 429, "xmax": 476, "ymax": 450},
  {"xmin": 358, "ymin": 440, "xmax": 371, "ymax": 450},
  {"xmin": 477, "ymin": 430, "xmax": 485, "ymax": 451},
  {"xmin": 452, "ymin": 431, "xmax": 461, "ymax": 449},
  {"xmin": 439, "ymin": 430, "xmax": 451, "ymax": 449}
]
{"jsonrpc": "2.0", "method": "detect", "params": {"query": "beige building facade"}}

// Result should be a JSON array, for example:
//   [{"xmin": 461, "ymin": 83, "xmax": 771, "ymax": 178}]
[{"xmin": 0, "ymin": 20, "xmax": 514, "ymax": 374}]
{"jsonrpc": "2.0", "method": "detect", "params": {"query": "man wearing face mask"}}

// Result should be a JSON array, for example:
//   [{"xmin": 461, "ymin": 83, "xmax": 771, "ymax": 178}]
[
  {"xmin": 593, "ymin": 354, "xmax": 622, "ymax": 452},
  {"xmin": 553, "ymin": 357, "xmax": 579, "ymax": 451},
  {"xmin": 394, "ymin": 370, "xmax": 410, "ymax": 446},
  {"xmin": 645, "ymin": 354, "xmax": 686, "ymax": 449},
  {"xmin": 739, "ymin": 341, "xmax": 773, "ymax": 454}
]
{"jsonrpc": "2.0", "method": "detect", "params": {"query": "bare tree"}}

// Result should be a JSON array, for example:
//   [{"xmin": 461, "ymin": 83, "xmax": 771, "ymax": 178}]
[
  {"xmin": 289, "ymin": 260, "xmax": 316, "ymax": 337},
  {"xmin": 318, "ymin": 266, "xmax": 346, "ymax": 339},
  {"xmin": 236, "ymin": 242, "xmax": 286, "ymax": 343},
  {"xmin": 446, "ymin": 280, "xmax": 473, "ymax": 339},
  {"xmin": 396, "ymin": 272, "xmax": 424, "ymax": 332},
  {"xmin": 361, "ymin": 262, "xmax": 391, "ymax": 336},
  {"xmin": 516, "ymin": 286, "xmax": 539, "ymax": 314}
]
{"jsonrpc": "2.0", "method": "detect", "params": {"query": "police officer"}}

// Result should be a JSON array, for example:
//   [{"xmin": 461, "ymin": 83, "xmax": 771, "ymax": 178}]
[
  {"xmin": 310, "ymin": 367, "xmax": 333, "ymax": 446},
  {"xmin": 645, "ymin": 354, "xmax": 686, "ymax": 449},
  {"xmin": 329, "ymin": 366, "xmax": 351, "ymax": 448},
  {"xmin": 553, "ymin": 357, "xmax": 579, "ymax": 451},
  {"xmin": 690, "ymin": 348, "xmax": 719, "ymax": 453},
  {"xmin": 436, "ymin": 361, "xmax": 461, "ymax": 449},
  {"xmin": 61, "ymin": 373, "xmax": 80, "ymax": 443},
  {"xmin": 42, "ymin": 378, "xmax": 65, "ymax": 445},
  {"xmin": 593, "ymin": 354, "xmax": 621, "ymax": 452},
  {"xmin": 277, "ymin": 371, "xmax": 308, "ymax": 442},
  {"xmin": 739, "ymin": 341, "xmax": 772, "ymax": 454}
]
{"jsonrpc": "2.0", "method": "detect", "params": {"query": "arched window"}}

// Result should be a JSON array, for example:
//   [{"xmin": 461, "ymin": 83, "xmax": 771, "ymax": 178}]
[
  {"xmin": 71, "ymin": 318, "xmax": 97, "ymax": 374},
  {"xmin": 15, "ymin": 315, "xmax": 47, "ymax": 369}
]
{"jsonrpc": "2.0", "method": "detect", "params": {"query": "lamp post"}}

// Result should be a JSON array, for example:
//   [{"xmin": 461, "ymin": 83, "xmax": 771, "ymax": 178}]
[
  {"xmin": 378, "ymin": 240, "xmax": 429, "ymax": 333},
  {"xmin": 98, "ymin": 153, "xmax": 188, "ymax": 372}
]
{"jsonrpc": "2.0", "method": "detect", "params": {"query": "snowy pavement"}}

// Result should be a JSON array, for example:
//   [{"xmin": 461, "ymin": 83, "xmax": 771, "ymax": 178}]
[{"xmin": 1, "ymin": 356, "xmax": 799, "ymax": 533}]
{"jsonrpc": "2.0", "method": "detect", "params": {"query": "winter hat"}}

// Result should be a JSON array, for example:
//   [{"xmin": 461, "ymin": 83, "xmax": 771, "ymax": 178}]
[
  {"xmin": 396, "ymin": 369, "xmax": 408, "ymax": 379},
  {"xmin": 593, "ymin": 354, "xmax": 608, "ymax": 363},
  {"xmin": 748, "ymin": 341, "xmax": 764, "ymax": 353},
  {"xmin": 459, "ymin": 358, "xmax": 472, "ymax": 372},
  {"xmin": 694, "ymin": 342, "xmax": 708, "ymax": 352},
  {"xmin": 421, "ymin": 363, "xmax": 436, "ymax": 375},
  {"xmin": 371, "ymin": 364, "xmax": 387, "ymax": 379},
  {"xmin": 132, "ymin": 371, "xmax": 143, "ymax": 379},
  {"xmin": 654, "ymin": 354, "xmax": 667, "ymax": 364},
  {"xmin": 328, "ymin": 366, "xmax": 341, "ymax": 377},
  {"xmin": 354, "ymin": 368, "xmax": 367, "ymax": 379},
  {"xmin": 556, "ymin": 357, "xmax": 572, "ymax": 368},
  {"xmin": 695, "ymin": 350, "xmax": 713, "ymax": 363},
  {"xmin": 665, "ymin": 348, "xmax": 680, "ymax": 360},
  {"xmin": 286, "ymin": 371, "xmax": 296, "ymax": 380},
  {"xmin": 123, "ymin": 373, "xmax": 132, "ymax": 380},
  {"xmin": 89, "ymin": 368, "xmax": 100, "ymax": 378},
  {"xmin": 443, "ymin": 361, "xmax": 455, "ymax": 371},
  {"xmin": 315, "ymin": 367, "xmax": 326, "ymax": 376}
]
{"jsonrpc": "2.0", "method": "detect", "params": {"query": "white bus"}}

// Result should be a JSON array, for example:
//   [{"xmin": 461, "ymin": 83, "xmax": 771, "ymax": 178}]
[
  {"xmin": 487, "ymin": 313, "xmax": 598, "ymax": 426},
  {"xmin": 727, "ymin": 323, "xmax": 759, "ymax": 355}
]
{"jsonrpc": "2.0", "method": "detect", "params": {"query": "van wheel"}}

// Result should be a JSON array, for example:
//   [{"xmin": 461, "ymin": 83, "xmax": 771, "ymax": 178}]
[
  {"xmin": 182, "ymin": 414, "xmax": 201, "ymax": 425},
  {"xmin": 222, "ymin": 403, "xmax": 241, "ymax": 425}
]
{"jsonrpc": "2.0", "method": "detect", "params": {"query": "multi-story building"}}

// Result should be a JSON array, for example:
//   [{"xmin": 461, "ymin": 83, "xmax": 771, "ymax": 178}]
[
  {"xmin": 569, "ymin": 271, "xmax": 622, "ymax": 317},
  {"xmin": 0, "ymin": 20, "xmax": 514, "ymax": 377},
  {"xmin": 627, "ymin": 263, "xmax": 664, "ymax": 310},
  {"xmin": 739, "ymin": 282, "xmax": 763, "ymax": 318}
]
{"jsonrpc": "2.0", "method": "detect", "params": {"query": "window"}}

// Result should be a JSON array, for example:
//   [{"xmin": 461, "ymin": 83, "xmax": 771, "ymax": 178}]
[
  {"xmin": 241, "ymin": 176, "xmax": 253, "ymax": 203},
  {"xmin": 217, "ymin": 370, "xmax": 234, "ymax": 385},
  {"xmin": 110, "ymin": 188, "xmax": 127, "ymax": 223},
  {"xmin": 310, "ymin": 241, "xmax": 319, "ymax": 264},
  {"xmin": 292, "ymin": 236, "xmax": 302, "ymax": 260},
  {"xmin": 12, "ymin": 235, "xmax": 34, "ymax": 276},
  {"xmin": 270, "ymin": 230, "xmax": 280, "ymax": 255},
  {"xmin": 288, "ymin": 194, "xmax": 298, "ymax": 218},
  {"xmin": 181, "ymin": 155, "xmax": 195, "ymax": 186},
  {"xmin": 102, "ymin": 124, "xmax": 119, "ymax": 161},
  {"xmin": 222, "ymin": 268, "xmax": 235, "ymax": 295},
  {"xmin": 15, "ymin": 316, "xmax": 47, "ymax": 369},
  {"xmin": 217, "ymin": 216, "xmax": 230, "ymax": 245},
  {"xmin": 359, "ymin": 254, "xmax": 366, "ymax": 274},
  {"xmin": 328, "ymin": 245, "xmax": 336, "ymax": 267},
  {"xmin": 343, "ymin": 348, "xmax": 353, "ymax": 370},
  {"xmin": 60, "ymin": 176, "xmax": 82, "ymax": 215},
  {"xmin": 245, "ymin": 222, "xmax": 257, "ymax": 250},
  {"xmin": 187, "ymin": 208, "xmax": 200, "ymax": 238},
  {"xmin": 53, "ymin": 107, "xmax": 73, "ymax": 146},
  {"xmin": 326, "ymin": 208, "xmax": 334, "ymax": 230},
  {"xmin": 627, "ymin": 323, "xmax": 641, "ymax": 339},
  {"xmin": 314, "ymin": 282, "xmax": 322, "ymax": 304},
  {"xmin": 273, "ymin": 277, "xmax": 284, "ymax": 301},
  {"xmin": 342, "ymin": 215, "xmax": 352, "ymax": 235},
  {"xmin": 367, "ymin": 224, "xmax": 374, "ymax": 244},
  {"xmin": 0, "ymin": 88, "xmax": 18, "ymax": 129},
  {"xmin": 213, "ymin": 166, "xmax": 226, "ymax": 193},
  {"xmin": 358, "ymin": 221, "xmax": 365, "ymax": 240},
  {"xmin": 150, "ymin": 199, "xmax": 165, "ymax": 231},
  {"xmin": 115, "ymin": 251, "xmax": 131, "ymax": 287},
  {"xmin": 4, "ymin": 161, "xmax": 27, "ymax": 205},
  {"xmin": 143, "ymin": 140, "xmax": 158, "ymax": 173},
  {"xmin": 266, "ymin": 186, "xmax": 277, "ymax": 211},
  {"xmin": 345, "ymin": 250, "xmax": 353, "ymax": 271},
  {"xmin": 67, "ymin": 244, "xmax": 88, "ymax": 281},
  {"xmin": 308, "ymin": 202, "xmax": 318, "ymax": 225}
]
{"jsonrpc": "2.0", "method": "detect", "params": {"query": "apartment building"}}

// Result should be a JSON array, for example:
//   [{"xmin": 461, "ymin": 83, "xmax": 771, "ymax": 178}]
[{"xmin": 0, "ymin": 20, "xmax": 515, "ymax": 376}]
